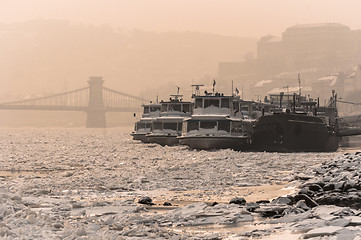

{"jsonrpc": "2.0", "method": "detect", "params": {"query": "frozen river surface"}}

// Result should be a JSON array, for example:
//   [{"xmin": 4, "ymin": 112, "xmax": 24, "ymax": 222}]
[{"xmin": 0, "ymin": 127, "xmax": 347, "ymax": 239}]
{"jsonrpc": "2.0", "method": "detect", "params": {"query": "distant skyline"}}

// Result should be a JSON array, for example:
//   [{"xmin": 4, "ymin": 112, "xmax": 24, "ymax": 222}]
[{"xmin": 0, "ymin": 0, "xmax": 361, "ymax": 38}]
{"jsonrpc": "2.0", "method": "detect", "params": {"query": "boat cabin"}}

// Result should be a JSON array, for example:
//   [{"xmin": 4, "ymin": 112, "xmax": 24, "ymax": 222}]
[
  {"xmin": 142, "ymin": 104, "xmax": 161, "ymax": 117},
  {"xmin": 151, "ymin": 117, "xmax": 183, "ymax": 134},
  {"xmin": 159, "ymin": 94, "xmax": 193, "ymax": 116},
  {"xmin": 193, "ymin": 94, "xmax": 235, "ymax": 115},
  {"xmin": 233, "ymin": 100, "xmax": 271, "ymax": 119},
  {"xmin": 134, "ymin": 118, "xmax": 152, "ymax": 132},
  {"xmin": 182, "ymin": 116, "xmax": 252, "ymax": 136}
]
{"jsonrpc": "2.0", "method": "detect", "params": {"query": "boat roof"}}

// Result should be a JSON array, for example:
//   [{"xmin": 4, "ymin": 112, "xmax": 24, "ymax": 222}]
[
  {"xmin": 155, "ymin": 116, "xmax": 185, "ymax": 120},
  {"xmin": 160, "ymin": 100, "xmax": 192, "ymax": 104},
  {"xmin": 185, "ymin": 114, "xmax": 230, "ymax": 120},
  {"xmin": 193, "ymin": 94, "xmax": 233, "ymax": 98},
  {"xmin": 137, "ymin": 117, "xmax": 155, "ymax": 122},
  {"xmin": 142, "ymin": 103, "xmax": 161, "ymax": 107}
]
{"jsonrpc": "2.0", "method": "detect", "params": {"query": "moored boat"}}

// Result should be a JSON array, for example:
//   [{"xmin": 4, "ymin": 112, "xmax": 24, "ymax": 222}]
[
  {"xmin": 251, "ymin": 91, "xmax": 339, "ymax": 152},
  {"xmin": 179, "ymin": 115, "xmax": 252, "ymax": 150},
  {"xmin": 146, "ymin": 91, "xmax": 193, "ymax": 146},
  {"xmin": 147, "ymin": 116, "xmax": 184, "ymax": 146},
  {"xmin": 131, "ymin": 103, "xmax": 161, "ymax": 142},
  {"xmin": 178, "ymin": 83, "xmax": 254, "ymax": 150}
]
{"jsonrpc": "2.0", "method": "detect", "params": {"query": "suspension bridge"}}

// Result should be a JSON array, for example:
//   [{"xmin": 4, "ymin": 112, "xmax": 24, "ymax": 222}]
[{"xmin": 0, "ymin": 77, "xmax": 148, "ymax": 128}]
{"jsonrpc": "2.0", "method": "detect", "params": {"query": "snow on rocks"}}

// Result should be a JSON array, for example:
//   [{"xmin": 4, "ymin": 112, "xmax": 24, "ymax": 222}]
[
  {"xmin": 259, "ymin": 152, "xmax": 361, "ymax": 239},
  {"xmin": 298, "ymin": 152, "xmax": 361, "ymax": 209}
]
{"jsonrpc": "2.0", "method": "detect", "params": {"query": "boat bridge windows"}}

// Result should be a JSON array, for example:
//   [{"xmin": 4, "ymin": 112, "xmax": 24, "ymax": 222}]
[
  {"xmin": 200, "ymin": 121, "xmax": 218, "ymax": 129},
  {"xmin": 194, "ymin": 97, "xmax": 231, "ymax": 109},
  {"xmin": 143, "ymin": 106, "xmax": 161, "ymax": 114},
  {"xmin": 184, "ymin": 119, "xmax": 241, "ymax": 133},
  {"xmin": 161, "ymin": 102, "xmax": 192, "ymax": 113},
  {"xmin": 135, "ymin": 122, "xmax": 151, "ymax": 130},
  {"xmin": 234, "ymin": 101, "xmax": 271, "ymax": 118},
  {"xmin": 151, "ymin": 121, "xmax": 182, "ymax": 131}
]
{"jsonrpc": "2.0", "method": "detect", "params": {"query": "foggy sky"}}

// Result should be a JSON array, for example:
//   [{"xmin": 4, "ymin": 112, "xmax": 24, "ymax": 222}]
[
  {"xmin": 1, "ymin": 0, "xmax": 361, "ymax": 101},
  {"xmin": 1, "ymin": 0, "xmax": 361, "ymax": 37}
]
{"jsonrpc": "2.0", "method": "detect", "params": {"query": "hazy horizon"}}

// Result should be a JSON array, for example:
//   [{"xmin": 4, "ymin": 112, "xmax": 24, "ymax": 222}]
[
  {"xmin": 1, "ymin": 0, "xmax": 361, "ymax": 38},
  {"xmin": 1, "ymin": 0, "xmax": 361, "ymax": 126}
]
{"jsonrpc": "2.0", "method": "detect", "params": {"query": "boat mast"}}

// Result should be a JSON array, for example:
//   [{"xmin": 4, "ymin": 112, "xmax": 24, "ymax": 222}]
[
  {"xmin": 191, "ymin": 84, "xmax": 204, "ymax": 97},
  {"xmin": 212, "ymin": 79, "xmax": 216, "ymax": 95},
  {"xmin": 298, "ymin": 73, "xmax": 302, "ymax": 96}
]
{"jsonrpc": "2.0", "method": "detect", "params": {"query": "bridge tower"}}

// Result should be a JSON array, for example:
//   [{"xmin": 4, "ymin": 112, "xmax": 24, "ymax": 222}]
[{"xmin": 86, "ymin": 76, "xmax": 106, "ymax": 128}]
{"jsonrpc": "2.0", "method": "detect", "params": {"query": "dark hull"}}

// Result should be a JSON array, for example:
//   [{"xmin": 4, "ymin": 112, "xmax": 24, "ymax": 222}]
[
  {"xmin": 147, "ymin": 135, "xmax": 179, "ymax": 146},
  {"xmin": 131, "ymin": 133, "xmax": 152, "ymax": 143},
  {"xmin": 252, "ymin": 113, "xmax": 338, "ymax": 152},
  {"xmin": 178, "ymin": 136, "xmax": 248, "ymax": 151}
]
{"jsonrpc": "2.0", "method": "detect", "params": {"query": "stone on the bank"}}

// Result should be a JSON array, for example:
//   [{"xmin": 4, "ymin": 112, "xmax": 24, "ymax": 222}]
[
  {"xmin": 344, "ymin": 216, "xmax": 361, "ymax": 226},
  {"xmin": 271, "ymin": 196, "xmax": 292, "ymax": 205},
  {"xmin": 245, "ymin": 202, "xmax": 260, "ymax": 212},
  {"xmin": 138, "ymin": 196, "xmax": 154, "ymax": 205},
  {"xmin": 289, "ymin": 218, "xmax": 326, "ymax": 232},
  {"xmin": 255, "ymin": 204, "xmax": 290, "ymax": 218},
  {"xmin": 229, "ymin": 197, "xmax": 246, "ymax": 205},
  {"xmin": 308, "ymin": 184, "xmax": 323, "ymax": 192},
  {"xmin": 303, "ymin": 226, "xmax": 343, "ymax": 238},
  {"xmin": 293, "ymin": 194, "xmax": 318, "ymax": 208},
  {"xmin": 328, "ymin": 218, "xmax": 351, "ymax": 227},
  {"xmin": 294, "ymin": 200, "xmax": 310, "ymax": 211}
]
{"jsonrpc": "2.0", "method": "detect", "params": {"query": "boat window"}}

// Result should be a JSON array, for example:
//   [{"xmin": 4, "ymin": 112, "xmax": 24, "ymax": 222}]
[
  {"xmin": 200, "ymin": 121, "xmax": 217, "ymax": 129},
  {"xmin": 170, "ymin": 103, "xmax": 181, "ymax": 112},
  {"xmin": 136, "ymin": 122, "xmax": 146, "ymax": 130},
  {"xmin": 187, "ymin": 121, "xmax": 199, "ymax": 131},
  {"xmin": 221, "ymin": 98, "xmax": 229, "ymax": 108},
  {"xmin": 231, "ymin": 121, "xmax": 243, "ymax": 133},
  {"xmin": 161, "ymin": 104, "xmax": 168, "ymax": 112},
  {"xmin": 153, "ymin": 122, "xmax": 163, "ymax": 130},
  {"xmin": 145, "ymin": 123, "xmax": 151, "ymax": 128},
  {"xmin": 233, "ymin": 102, "xmax": 239, "ymax": 112},
  {"xmin": 143, "ymin": 107, "xmax": 150, "ymax": 114},
  {"xmin": 204, "ymin": 99, "xmax": 219, "ymax": 108},
  {"xmin": 177, "ymin": 122, "xmax": 182, "ymax": 131},
  {"xmin": 150, "ymin": 106, "xmax": 160, "ymax": 112},
  {"xmin": 195, "ymin": 98, "xmax": 202, "ymax": 108},
  {"xmin": 164, "ymin": 122, "xmax": 177, "ymax": 130},
  {"xmin": 241, "ymin": 105, "xmax": 249, "ymax": 111},
  {"xmin": 183, "ymin": 104, "xmax": 190, "ymax": 113},
  {"xmin": 218, "ymin": 120, "xmax": 230, "ymax": 132}
]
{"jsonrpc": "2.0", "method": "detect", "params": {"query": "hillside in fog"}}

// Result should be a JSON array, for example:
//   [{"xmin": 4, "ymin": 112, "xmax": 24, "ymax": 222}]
[{"xmin": 0, "ymin": 20, "xmax": 256, "ymax": 102}]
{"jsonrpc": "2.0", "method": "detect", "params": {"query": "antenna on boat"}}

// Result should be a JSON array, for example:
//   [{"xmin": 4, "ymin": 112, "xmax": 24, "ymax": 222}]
[
  {"xmin": 156, "ymin": 94, "xmax": 159, "ymax": 104},
  {"xmin": 298, "ymin": 73, "xmax": 302, "ymax": 96},
  {"xmin": 170, "ymin": 87, "xmax": 183, "ymax": 101},
  {"xmin": 191, "ymin": 84, "xmax": 204, "ymax": 97},
  {"xmin": 212, "ymin": 79, "xmax": 216, "ymax": 95},
  {"xmin": 282, "ymin": 86, "xmax": 289, "ymax": 95},
  {"xmin": 232, "ymin": 80, "xmax": 234, "ymax": 96}
]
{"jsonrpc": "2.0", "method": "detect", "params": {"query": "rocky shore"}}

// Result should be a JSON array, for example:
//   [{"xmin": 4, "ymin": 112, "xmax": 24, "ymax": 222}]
[{"xmin": 0, "ymin": 128, "xmax": 359, "ymax": 239}]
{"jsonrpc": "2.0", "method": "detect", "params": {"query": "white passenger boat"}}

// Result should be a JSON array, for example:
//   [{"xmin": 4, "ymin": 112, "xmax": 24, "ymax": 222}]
[
  {"xmin": 146, "ymin": 92, "xmax": 193, "ymax": 146},
  {"xmin": 178, "ymin": 83, "xmax": 253, "ymax": 150},
  {"xmin": 179, "ymin": 114, "xmax": 252, "ymax": 150},
  {"xmin": 131, "ymin": 103, "xmax": 161, "ymax": 143}
]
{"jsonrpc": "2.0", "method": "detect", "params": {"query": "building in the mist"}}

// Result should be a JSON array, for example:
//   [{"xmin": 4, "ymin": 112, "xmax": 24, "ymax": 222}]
[
  {"xmin": 258, "ymin": 23, "xmax": 361, "ymax": 72},
  {"xmin": 218, "ymin": 23, "xmax": 361, "ymax": 100}
]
